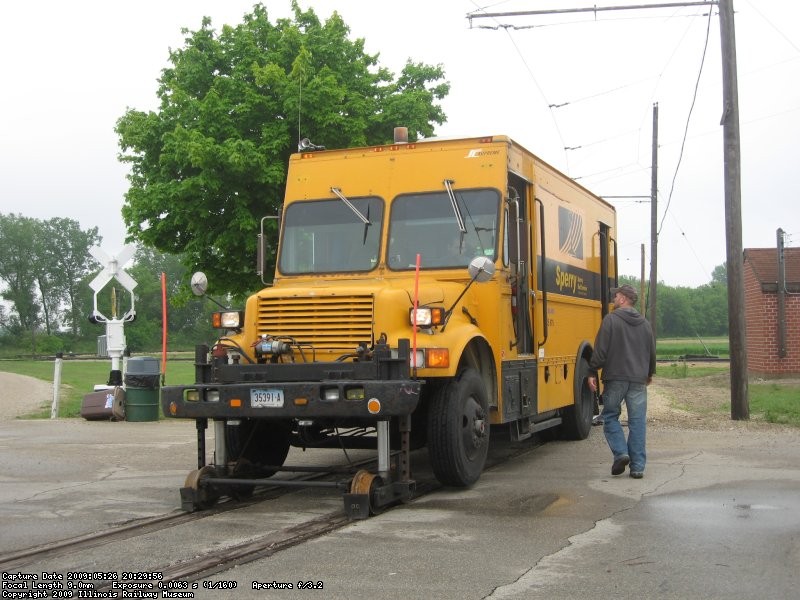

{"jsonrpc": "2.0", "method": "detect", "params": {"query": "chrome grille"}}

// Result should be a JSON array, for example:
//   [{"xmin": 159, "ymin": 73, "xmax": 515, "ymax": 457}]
[{"xmin": 257, "ymin": 294, "xmax": 374, "ymax": 351}]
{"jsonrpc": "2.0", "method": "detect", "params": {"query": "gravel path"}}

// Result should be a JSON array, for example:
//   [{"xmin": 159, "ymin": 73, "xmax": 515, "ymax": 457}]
[{"xmin": 0, "ymin": 371, "xmax": 54, "ymax": 420}]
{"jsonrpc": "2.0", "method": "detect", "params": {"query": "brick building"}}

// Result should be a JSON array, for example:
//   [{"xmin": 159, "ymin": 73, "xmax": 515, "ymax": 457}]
[{"xmin": 743, "ymin": 247, "xmax": 800, "ymax": 376}]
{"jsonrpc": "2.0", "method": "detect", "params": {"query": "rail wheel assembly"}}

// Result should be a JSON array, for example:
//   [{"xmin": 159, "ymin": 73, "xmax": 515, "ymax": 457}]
[
  {"xmin": 346, "ymin": 469, "xmax": 385, "ymax": 517},
  {"xmin": 181, "ymin": 465, "xmax": 221, "ymax": 512}
]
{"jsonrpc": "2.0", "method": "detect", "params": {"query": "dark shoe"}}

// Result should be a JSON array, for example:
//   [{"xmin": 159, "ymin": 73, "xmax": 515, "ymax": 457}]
[
  {"xmin": 630, "ymin": 471, "xmax": 644, "ymax": 479},
  {"xmin": 592, "ymin": 415, "xmax": 603, "ymax": 426},
  {"xmin": 611, "ymin": 455, "xmax": 630, "ymax": 476}
]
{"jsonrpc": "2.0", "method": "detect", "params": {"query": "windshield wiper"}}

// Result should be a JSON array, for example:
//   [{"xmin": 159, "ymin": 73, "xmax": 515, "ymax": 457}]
[
  {"xmin": 331, "ymin": 187, "xmax": 370, "ymax": 224},
  {"xmin": 443, "ymin": 179, "xmax": 467, "ymax": 234},
  {"xmin": 331, "ymin": 187, "xmax": 371, "ymax": 244}
]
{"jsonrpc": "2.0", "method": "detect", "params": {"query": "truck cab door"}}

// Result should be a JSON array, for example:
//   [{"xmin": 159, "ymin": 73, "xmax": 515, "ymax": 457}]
[{"xmin": 507, "ymin": 175, "xmax": 534, "ymax": 356}]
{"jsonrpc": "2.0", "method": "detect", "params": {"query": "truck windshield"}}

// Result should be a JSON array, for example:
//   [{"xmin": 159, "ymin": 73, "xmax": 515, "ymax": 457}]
[
  {"xmin": 280, "ymin": 196, "xmax": 384, "ymax": 274},
  {"xmin": 387, "ymin": 188, "xmax": 500, "ymax": 269}
]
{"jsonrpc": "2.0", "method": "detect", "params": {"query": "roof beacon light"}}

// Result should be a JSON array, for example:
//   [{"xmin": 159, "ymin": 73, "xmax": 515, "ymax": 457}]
[{"xmin": 394, "ymin": 127, "xmax": 408, "ymax": 144}]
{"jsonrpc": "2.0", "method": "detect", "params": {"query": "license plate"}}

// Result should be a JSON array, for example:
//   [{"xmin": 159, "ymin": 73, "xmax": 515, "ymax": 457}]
[{"xmin": 250, "ymin": 388, "xmax": 284, "ymax": 408}]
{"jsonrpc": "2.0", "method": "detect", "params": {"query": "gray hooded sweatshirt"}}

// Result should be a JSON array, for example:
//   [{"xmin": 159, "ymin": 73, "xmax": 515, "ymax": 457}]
[{"xmin": 589, "ymin": 307, "xmax": 656, "ymax": 384}]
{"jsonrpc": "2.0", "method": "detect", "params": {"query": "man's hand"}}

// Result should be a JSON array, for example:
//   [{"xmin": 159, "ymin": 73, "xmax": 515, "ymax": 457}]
[{"xmin": 587, "ymin": 375, "xmax": 598, "ymax": 392}]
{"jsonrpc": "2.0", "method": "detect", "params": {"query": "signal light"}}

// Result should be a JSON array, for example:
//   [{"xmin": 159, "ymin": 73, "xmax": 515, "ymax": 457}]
[{"xmin": 426, "ymin": 348, "xmax": 450, "ymax": 368}]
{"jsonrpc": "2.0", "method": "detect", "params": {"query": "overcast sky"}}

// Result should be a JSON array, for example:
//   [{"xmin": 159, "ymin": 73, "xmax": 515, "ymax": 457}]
[{"xmin": 1, "ymin": 0, "xmax": 797, "ymax": 287}]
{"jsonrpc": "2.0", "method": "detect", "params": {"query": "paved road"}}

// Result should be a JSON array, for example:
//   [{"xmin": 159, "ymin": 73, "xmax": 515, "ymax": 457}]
[{"xmin": 1, "ymin": 417, "xmax": 799, "ymax": 599}]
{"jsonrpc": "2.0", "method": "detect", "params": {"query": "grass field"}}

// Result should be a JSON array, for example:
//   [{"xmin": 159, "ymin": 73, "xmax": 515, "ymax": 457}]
[
  {"xmin": 656, "ymin": 337, "xmax": 729, "ymax": 359},
  {"xmin": 750, "ymin": 383, "xmax": 800, "ymax": 426},
  {"xmin": 0, "ymin": 357, "xmax": 196, "ymax": 418}
]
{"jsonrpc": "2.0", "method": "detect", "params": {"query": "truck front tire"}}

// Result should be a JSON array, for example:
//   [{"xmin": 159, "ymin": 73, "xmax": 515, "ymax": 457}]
[{"xmin": 427, "ymin": 368, "xmax": 490, "ymax": 487}]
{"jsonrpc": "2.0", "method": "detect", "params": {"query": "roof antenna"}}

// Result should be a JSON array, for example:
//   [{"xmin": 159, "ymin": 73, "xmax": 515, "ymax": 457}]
[
  {"xmin": 295, "ymin": 70, "xmax": 324, "ymax": 152},
  {"xmin": 297, "ymin": 76, "xmax": 302, "ymax": 151}
]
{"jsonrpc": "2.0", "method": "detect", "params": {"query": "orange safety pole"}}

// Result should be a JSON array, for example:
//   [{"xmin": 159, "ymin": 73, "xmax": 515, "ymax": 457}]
[
  {"xmin": 161, "ymin": 272, "xmax": 167, "ymax": 386},
  {"xmin": 413, "ymin": 254, "xmax": 420, "ymax": 378}
]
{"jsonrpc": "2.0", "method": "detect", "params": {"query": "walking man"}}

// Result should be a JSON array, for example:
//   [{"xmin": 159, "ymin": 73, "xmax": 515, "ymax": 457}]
[{"xmin": 587, "ymin": 284, "xmax": 656, "ymax": 479}]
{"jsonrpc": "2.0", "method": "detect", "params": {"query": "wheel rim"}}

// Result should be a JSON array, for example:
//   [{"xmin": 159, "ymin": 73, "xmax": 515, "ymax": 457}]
[{"xmin": 461, "ymin": 394, "xmax": 487, "ymax": 461}]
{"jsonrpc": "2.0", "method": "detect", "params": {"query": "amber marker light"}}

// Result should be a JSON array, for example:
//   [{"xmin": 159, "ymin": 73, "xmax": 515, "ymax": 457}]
[
  {"xmin": 169, "ymin": 402, "xmax": 177, "ymax": 416},
  {"xmin": 294, "ymin": 397, "xmax": 309, "ymax": 406},
  {"xmin": 230, "ymin": 398, "xmax": 242, "ymax": 408},
  {"xmin": 426, "ymin": 348, "xmax": 450, "ymax": 368},
  {"xmin": 367, "ymin": 398, "xmax": 381, "ymax": 414}
]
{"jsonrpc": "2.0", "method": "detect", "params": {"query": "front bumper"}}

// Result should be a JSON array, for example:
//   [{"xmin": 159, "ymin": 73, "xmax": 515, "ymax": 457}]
[{"xmin": 161, "ymin": 379, "xmax": 421, "ymax": 420}]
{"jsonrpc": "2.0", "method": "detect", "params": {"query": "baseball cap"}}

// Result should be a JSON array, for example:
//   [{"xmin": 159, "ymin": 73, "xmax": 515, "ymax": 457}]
[{"xmin": 611, "ymin": 284, "xmax": 638, "ymax": 304}]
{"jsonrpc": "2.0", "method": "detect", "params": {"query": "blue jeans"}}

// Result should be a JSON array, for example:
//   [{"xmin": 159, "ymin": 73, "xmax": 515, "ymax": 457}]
[{"xmin": 601, "ymin": 380, "xmax": 647, "ymax": 473}]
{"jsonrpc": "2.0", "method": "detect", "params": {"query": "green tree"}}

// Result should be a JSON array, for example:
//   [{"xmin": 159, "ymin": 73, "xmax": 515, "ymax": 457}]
[
  {"xmin": 711, "ymin": 263, "xmax": 727, "ymax": 285},
  {"xmin": 0, "ymin": 214, "xmax": 41, "ymax": 350},
  {"xmin": 46, "ymin": 218, "xmax": 102, "ymax": 336},
  {"xmin": 28, "ymin": 218, "xmax": 100, "ymax": 337},
  {"xmin": 659, "ymin": 286, "xmax": 696, "ymax": 337},
  {"xmin": 119, "ymin": 247, "xmax": 218, "ymax": 351},
  {"xmin": 30, "ymin": 219, "xmax": 62, "ymax": 336},
  {"xmin": 116, "ymin": 2, "xmax": 449, "ymax": 297}
]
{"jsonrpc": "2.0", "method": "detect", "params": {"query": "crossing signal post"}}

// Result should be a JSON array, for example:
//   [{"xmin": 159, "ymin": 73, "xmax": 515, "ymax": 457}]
[{"xmin": 88, "ymin": 245, "xmax": 137, "ymax": 386}]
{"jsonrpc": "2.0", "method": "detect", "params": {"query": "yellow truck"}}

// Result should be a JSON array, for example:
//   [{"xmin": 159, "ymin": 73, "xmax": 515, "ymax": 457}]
[{"xmin": 163, "ymin": 130, "xmax": 618, "ymax": 516}]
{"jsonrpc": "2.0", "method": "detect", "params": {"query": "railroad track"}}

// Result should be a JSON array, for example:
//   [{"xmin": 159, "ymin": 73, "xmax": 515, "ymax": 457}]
[
  {"xmin": 0, "ymin": 454, "xmax": 376, "ymax": 573},
  {"xmin": 1, "ymin": 436, "xmax": 543, "ymax": 585},
  {"xmin": 107, "ymin": 439, "xmax": 540, "ymax": 586}
]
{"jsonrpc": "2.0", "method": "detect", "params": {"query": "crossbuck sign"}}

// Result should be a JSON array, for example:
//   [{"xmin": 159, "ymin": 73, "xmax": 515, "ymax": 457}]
[{"xmin": 89, "ymin": 244, "xmax": 137, "ymax": 322}]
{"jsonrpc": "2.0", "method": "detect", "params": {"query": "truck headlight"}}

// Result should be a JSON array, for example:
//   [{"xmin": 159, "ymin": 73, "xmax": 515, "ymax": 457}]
[
  {"xmin": 212, "ymin": 310, "xmax": 244, "ymax": 329},
  {"xmin": 410, "ymin": 306, "xmax": 445, "ymax": 327}
]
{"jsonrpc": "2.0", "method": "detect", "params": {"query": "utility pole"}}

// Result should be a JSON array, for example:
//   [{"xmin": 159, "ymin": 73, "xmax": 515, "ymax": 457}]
[
  {"xmin": 777, "ymin": 228, "xmax": 787, "ymax": 358},
  {"xmin": 649, "ymin": 103, "xmax": 659, "ymax": 337},
  {"xmin": 640, "ymin": 244, "xmax": 646, "ymax": 309},
  {"xmin": 719, "ymin": 0, "xmax": 748, "ymax": 420}
]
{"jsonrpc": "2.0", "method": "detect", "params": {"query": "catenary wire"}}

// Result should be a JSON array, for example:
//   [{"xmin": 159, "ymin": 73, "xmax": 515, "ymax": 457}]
[
  {"xmin": 742, "ymin": 0, "xmax": 800, "ymax": 55},
  {"xmin": 657, "ymin": 5, "xmax": 714, "ymax": 236},
  {"xmin": 468, "ymin": 0, "xmax": 571, "ymax": 169}
]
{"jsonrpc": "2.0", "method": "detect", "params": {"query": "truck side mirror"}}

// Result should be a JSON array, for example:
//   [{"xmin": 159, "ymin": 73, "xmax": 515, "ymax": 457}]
[
  {"xmin": 468, "ymin": 256, "xmax": 495, "ymax": 283},
  {"xmin": 190, "ymin": 272, "xmax": 208, "ymax": 296}
]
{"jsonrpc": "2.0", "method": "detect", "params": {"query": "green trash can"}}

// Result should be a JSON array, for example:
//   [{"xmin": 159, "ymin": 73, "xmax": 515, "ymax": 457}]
[{"xmin": 124, "ymin": 357, "xmax": 161, "ymax": 422}]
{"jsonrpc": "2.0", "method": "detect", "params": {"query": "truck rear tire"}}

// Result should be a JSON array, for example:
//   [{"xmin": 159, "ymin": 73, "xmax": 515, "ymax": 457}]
[
  {"xmin": 561, "ymin": 357, "xmax": 593, "ymax": 440},
  {"xmin": 427, "ymin": 368, "xmax": 490, "ymax": 487}
]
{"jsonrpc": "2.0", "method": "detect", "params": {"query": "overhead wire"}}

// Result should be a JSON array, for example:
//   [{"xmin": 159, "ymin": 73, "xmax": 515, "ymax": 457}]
[
  {"xmin": 469, "ymin": 2, "xmax": 721, "ymax": 188},
  {"xmin": 657, "ymin": 5, "xmax": 714, "ymax": 236},
  {"xmin": 741, "ymin": 0, "xmax": 800, "ymax": 55},
  {"xmin": 665, "ymin": 208, "xmax": 711, "ymax": 282},
  {"xmin": 632, "ymin": 6, "xmax": 706, "ymax": 168},
  {"xmin": 468, "ymin": 3, "xmax": 794, "ymax": 288},
  {"xmin": 469, "ymin": 0, "xmax": 571, "ymax": 169},
  {"xmin": 573, "ymin": 162, "xmax": 646, "ymax": 183},
  {"xmin": 550, "ymin": 77, "xmax": 656, "ymax": 109}
]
